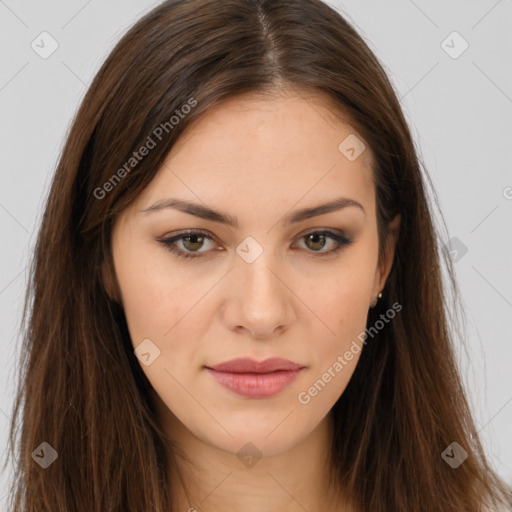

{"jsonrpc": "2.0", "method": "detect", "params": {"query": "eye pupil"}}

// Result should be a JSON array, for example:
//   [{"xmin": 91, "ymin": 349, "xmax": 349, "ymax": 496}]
[
  {"xmin": 183, "ymin": 234, "xmax": 204, "ymax": 251},
  {"xmin": 306, "ymin": 233, "xmax": 326, "ymax": 251}
]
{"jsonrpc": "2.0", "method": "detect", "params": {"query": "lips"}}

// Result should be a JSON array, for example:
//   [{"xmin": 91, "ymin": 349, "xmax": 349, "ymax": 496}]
[
  {"xmin": 205, "ymin": 357, "xmax": 305, "ymax": 398},
  {"xmin": 206, "ymin": 357, "xmax": 304, "ymax": 373}
]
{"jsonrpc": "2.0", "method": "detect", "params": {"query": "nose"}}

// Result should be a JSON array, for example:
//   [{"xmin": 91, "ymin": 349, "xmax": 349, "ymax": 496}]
[{"xmin": 223, "ymin": 253, "xmax": 295, "ymax": 340}]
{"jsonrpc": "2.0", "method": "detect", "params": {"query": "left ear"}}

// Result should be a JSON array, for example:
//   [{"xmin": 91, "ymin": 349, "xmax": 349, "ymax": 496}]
[{"xmin": 372, "ymin": 213, "xmax": 401, "ymax": 296}]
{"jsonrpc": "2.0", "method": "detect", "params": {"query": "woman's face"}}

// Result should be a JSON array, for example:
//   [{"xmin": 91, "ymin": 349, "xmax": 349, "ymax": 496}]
[{"xmin": 107, "ymin": 90, "xmax": 399, "ymax": 458}]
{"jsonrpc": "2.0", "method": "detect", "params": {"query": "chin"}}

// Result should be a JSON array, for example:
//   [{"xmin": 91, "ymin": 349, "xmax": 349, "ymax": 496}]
[{"xmin": 195, "ymin": 410, "xmax": 321, "ymax": 459}]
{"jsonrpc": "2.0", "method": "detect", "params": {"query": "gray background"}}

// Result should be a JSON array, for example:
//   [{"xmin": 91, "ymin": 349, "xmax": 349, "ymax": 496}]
[{"xmin": 1, "ymin": 0, "xmax": 511, "ymax": 504}]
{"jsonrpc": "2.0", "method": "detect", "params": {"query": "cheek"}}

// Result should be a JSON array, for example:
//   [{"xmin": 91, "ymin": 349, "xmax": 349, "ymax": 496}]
[
  {"xmin": 299, "ymin": 254, "xmax": 374, "ymax": 390},
  {"xmin": 309, "ymin": 284, "xmax": 368, "ymax": 371},
  {"xmin": 114, "ymin": 239, "xmax": 206, "ymax": 345},
  {"xmin": 327, "ymin": 280, "xmax": 370, "ymax": 339},
  {"xmin": 113, "ymin": 243, "xmax": 218, "ymax": 404},
  {"xmin": 309, "ymin": 257, "xmax": 373, "ymax": 334}
]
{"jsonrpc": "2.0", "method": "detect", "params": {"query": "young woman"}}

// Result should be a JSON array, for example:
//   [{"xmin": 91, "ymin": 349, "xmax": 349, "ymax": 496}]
[{"xmin": 5, "ymin": 0, "xmax": 510, "ymax": 510}]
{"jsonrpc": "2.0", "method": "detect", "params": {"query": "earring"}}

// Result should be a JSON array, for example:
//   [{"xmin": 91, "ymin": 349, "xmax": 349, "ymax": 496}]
[{"xmin": 370, "ymin": 291, "xmax": 383, "ymax": 308}]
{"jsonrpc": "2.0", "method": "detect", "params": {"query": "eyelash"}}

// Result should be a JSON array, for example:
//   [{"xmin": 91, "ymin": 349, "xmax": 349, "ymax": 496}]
[{"xmin": 157, "ymin": 229, "xmax": 354, "ymax": 260}]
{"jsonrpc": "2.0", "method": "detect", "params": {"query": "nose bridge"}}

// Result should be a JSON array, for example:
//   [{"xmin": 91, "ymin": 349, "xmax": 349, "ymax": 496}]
[
  {"xmin": 229, "ymin": 235, "xmax": 291, "ymax": 334},
  {"xmin": 238, "ymin": 241, "xmax": 281, "ymax": 301}
]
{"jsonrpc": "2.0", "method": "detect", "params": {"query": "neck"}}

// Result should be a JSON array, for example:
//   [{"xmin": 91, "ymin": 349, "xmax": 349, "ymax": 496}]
[{"xmin": 158, "ymin": 407, "xmax": 354, "ymax": 512}]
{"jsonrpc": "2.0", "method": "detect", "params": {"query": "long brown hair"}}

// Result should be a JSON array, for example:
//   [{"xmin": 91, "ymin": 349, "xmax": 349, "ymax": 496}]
[{"xmin": 4, "ymin": 0, "xmax": 510, "ymax": 510}]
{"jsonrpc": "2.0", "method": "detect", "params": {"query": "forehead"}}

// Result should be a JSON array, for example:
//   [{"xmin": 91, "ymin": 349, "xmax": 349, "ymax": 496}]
[{"xmin": 132, "ymin": 90, "xmax": 376, "ymax": 222}]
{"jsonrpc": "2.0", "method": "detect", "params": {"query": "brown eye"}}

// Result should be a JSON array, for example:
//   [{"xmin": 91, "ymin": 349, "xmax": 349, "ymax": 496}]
[
  {"xmin": 158, "ymin": 230, "xmax": 217, "ymax": 260},
  {"xmin": 299, "ymin": 230, "xmax": 354, "ymax": 257},
  {"xmin": 181, "ymin": 233, "xmax": 206, "ymax": 252},
  {"xmin": 295, "ymin": 230, "xmax": 354, "ymax": 257},
  {"xmin": 304, "ymin": 233, "xmax": 328, "ymax": 251}
]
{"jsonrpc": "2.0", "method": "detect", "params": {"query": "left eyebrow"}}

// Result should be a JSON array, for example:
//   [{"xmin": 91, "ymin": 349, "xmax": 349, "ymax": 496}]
[{"xmin": 139, "ymin": 196, "xmax": 366, "ymax": 227}]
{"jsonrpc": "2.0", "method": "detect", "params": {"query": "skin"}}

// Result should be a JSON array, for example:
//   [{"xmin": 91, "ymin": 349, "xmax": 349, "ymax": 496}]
[{"xmin": 105, "ymin": 88, "xmax": 400, "ymax": 512}]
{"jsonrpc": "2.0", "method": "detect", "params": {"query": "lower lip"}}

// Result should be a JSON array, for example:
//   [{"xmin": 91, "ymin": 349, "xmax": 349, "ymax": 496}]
[{"xmin": 205, "ymin": 368, "xmax": 303, "ymax": 398}]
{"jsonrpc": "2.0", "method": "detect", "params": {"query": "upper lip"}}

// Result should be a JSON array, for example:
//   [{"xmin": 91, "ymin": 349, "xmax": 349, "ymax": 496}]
[{"xmin": 206, "ymin": 357, "xmax": 305, "ymax": 373}]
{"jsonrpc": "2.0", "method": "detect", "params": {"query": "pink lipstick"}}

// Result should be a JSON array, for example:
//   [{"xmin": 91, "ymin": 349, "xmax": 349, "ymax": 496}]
[{"xmin": 205, "ymin": 357, "xmax": 305, "ymax": 398}]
